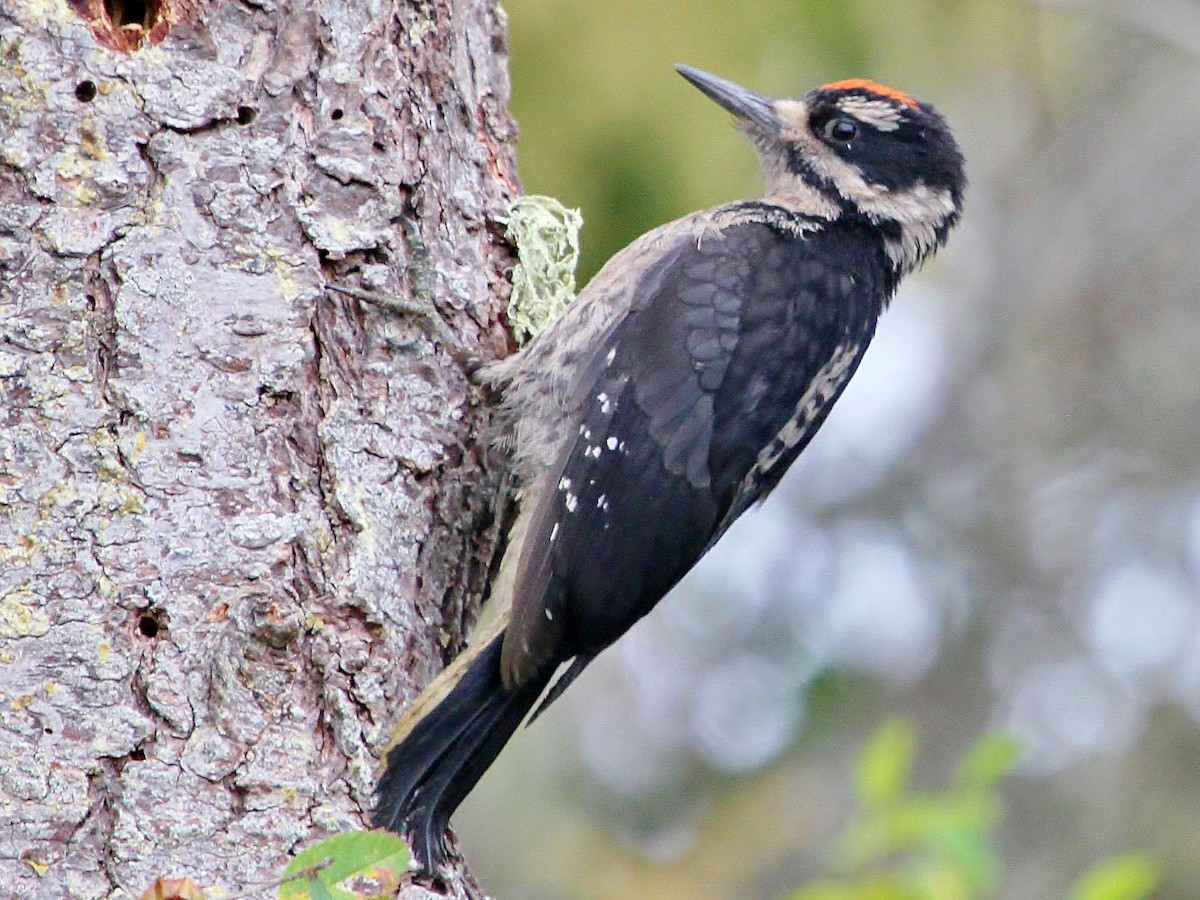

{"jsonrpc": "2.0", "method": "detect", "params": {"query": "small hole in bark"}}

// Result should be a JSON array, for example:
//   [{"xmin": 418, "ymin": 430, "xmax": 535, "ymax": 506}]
[
  {"xmin": 75, "ymin": 81, "xmax": 98, "ymax": 103},
  {"xmin": 130, "ymin": 747, "xmax": 146, "ymax": 761},
  {"xmin": 138, "ymin": 613, "xmax": 161, "ymax": 638},
  {"xmin": 331, "ymin": 108, "xmax": 344, "ymax": 121},
  {"xmin": 236, "ymin": 106, "xmax": 257, "ymax": 125},
  {"xmin": 44, "ymin": 727, "xmax": 54, "ymax": 734}
]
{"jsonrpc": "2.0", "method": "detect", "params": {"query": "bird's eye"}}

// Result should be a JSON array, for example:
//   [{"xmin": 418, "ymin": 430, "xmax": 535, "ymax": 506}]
[{"xmin": 822, "ymin": 117, "xmax": 859, "ymax": 143}]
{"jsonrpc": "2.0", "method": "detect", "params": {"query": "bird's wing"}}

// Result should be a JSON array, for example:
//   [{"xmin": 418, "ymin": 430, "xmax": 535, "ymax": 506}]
[{"xmin": 499, "ymin": 207, "xmax": 881, "ymax": 689}]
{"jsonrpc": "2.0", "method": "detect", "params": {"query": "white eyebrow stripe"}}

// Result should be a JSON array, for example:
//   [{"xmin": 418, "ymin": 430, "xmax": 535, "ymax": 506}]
[{"xmin": 838, "ymin": 96, "xmax": 903, "ymax": 132}]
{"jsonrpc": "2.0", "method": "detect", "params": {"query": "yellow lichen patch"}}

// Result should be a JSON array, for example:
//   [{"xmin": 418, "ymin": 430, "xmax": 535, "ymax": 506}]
[
  {"xmin": 54, "ymin": 130, "xmax": 107, "ymax": 207},
  {"xmin": 56, "ymin": 145, "xmax": 97, "ymax": 183},
  {"xmin": 25, "ymin": 0, "xmax": 73, "ymax": 25},
  {"xmin": 70, "ymin": 182, "xmax": 99, "ymax": 205},
  {"xmin": 0, "ymin": 589, "xmax": 51, "ymax": 638},
  {"xmin": 0, "ymin": 534, "xmax": 36, "ymax": 566},
  {"xmin": 23, "ymin": 856, "xmax": 48, "ymax": 877},
  {"xmin": 36, "ymin": 484, "xmax": 61, "ymax": 512},
  {"xmin": 117, "ymin": 490, "xmax": 145, "ymax": 516},
  {"xmin": 0, "ymin": 39, "xmax": 44, "ymax": 122},
  {"xmin": 78, "ymin": 127, "xmax": 109, "ymax": 162},
  {"xmin": 97, "ymin": 639, "xmax": 110, "ymax": 662},
  {"xmin": 97, "ymin": 456, "xmax": 126, "ymax": 483},
  {"xmin": 274, "ymin": 266, "xmax": 302, "ymax": 303}
]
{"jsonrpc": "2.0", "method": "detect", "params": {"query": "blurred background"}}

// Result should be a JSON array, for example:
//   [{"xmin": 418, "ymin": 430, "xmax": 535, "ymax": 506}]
[{"xmin": 456, "ymin": 1, "xmax": 1200, "ymax": 897}]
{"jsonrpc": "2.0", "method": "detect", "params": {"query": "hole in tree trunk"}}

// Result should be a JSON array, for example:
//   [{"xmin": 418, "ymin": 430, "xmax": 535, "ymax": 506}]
[
  {"xmin": 104, "ymin": 0, "xmax": 155, "ymax": 30},
  {"xmin": 69, "ymin": 0, "xmax": 171, "ymax": 52},
  {"xmin": 137, "ymin": 609, "xmax": 166, "ymax": 638}
]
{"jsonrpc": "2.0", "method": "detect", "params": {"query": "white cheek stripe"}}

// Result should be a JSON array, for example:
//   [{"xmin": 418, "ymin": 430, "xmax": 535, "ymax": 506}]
[
  {"xmin": 858, "ymin": 182, "xmax": 957, "ymax": 225},
  {"xmin": 858, "ymin": 182, "xmax": 956, "ymax": 273},
  {"xmin": 839, "ymin": 96, "xmax": 902, "ymax": 132}
]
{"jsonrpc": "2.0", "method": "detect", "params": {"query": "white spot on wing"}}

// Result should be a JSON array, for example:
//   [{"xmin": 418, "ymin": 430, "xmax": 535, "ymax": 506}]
[
  {"xmin": 565, "ymin": 492, "xmax": 578, "ymax": 513},
  {"xmin": 606, "ymin": 436, "xmax": 619, "ymax": 451}
]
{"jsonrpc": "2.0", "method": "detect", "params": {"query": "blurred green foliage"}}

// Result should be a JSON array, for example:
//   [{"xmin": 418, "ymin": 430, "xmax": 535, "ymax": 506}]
[
  {"xmin": 1071, "ymin": 856, "xmax": 1162, "ymax": 900},
  {"xmin": 785, "ymin": 721, "xmax": 1158, "ymax": 900},
  {"xmin": 504, "ymin": 0, "xmax": 1009, "ymax": 280}
]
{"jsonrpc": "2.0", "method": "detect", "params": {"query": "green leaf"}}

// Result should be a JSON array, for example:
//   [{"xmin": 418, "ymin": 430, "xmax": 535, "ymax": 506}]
[
  {"xmin": 855, "ymin": 719, "xmax": 918, "ymax": 809},
  {"xmin": 279, "ymin": 831, "xmax": 410, "ymax": 900},
  {"xmin": 955, "ymin": 735, "xmax": 1019, "ymax": 789},
  {"xmin": 1070, "ymin": 853, "xmax": 1160, "ymax": 900}
]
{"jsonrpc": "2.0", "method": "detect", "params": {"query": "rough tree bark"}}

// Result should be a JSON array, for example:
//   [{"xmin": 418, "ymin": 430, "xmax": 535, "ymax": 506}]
[{"xmin": 0, "ymin": 0, "xmax": 518, "ymax": 897}]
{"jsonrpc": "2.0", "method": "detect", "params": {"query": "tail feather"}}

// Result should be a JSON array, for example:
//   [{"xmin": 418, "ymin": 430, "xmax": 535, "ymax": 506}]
[{"xmin": 374, "ymin": 629, "xmax": 553, "ymax": 872}]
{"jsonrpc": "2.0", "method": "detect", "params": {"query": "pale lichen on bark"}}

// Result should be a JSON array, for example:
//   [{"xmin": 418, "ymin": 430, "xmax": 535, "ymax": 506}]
[{"xmin": 0, "ymin": 0, "xmax": 518, "ymax": 896}]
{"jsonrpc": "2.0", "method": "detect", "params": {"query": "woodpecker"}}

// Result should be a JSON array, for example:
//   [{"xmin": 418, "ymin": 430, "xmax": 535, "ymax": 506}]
[{"xmin": 374, "ymin": 65, "xmax": 965, "ymax": 872}]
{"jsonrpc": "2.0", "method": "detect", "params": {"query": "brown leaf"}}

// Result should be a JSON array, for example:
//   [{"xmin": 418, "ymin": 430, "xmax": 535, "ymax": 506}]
[{"xmin": 139, "ymin": 877, "xmax": 207, "ymax": 900}]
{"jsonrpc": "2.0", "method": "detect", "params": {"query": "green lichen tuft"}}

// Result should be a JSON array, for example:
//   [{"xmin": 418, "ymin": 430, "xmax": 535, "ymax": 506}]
[{"xmin": 503, "ymin": 195, "xmax": 583, "ymax": 343}]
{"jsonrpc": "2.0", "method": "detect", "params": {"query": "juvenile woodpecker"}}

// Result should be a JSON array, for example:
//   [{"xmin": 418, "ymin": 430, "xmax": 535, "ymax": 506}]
[{"xmin": 375, "ymin": 65, "xmax": 965, "ymax": 871}]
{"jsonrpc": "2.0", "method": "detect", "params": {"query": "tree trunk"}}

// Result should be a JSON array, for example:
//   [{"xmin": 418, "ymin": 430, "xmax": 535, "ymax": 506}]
[{"xmin": 0, "ymin": 1, "xmax": 517, "ymax": 897}]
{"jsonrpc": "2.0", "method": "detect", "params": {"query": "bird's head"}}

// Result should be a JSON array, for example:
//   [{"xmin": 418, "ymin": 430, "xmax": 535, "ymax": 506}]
[{"xmin": 677, "ymin": 65, "xmax": 965, "ymax": 274}]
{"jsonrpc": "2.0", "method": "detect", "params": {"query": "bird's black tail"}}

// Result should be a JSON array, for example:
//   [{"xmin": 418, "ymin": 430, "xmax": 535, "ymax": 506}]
[{"xmin": 373, "ymin": 629, "xmax": 553, "ymax": 872}]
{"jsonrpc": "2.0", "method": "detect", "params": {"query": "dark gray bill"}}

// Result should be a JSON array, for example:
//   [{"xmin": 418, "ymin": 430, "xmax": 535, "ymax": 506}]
[{"xmin": 676, "ymin": 65, "xmax": 780, "ymax": 134}]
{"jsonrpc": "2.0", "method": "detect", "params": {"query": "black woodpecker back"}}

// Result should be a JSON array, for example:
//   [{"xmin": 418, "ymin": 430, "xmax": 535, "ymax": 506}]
[{"xmin": 374, "ymin": 65, "xmax": 966, "ymax": 873}]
